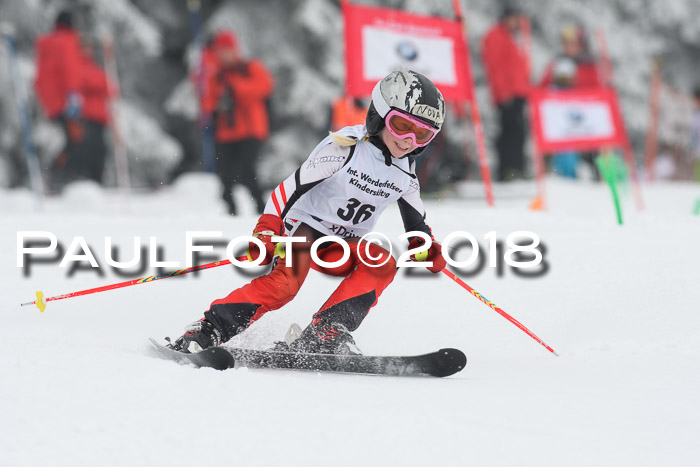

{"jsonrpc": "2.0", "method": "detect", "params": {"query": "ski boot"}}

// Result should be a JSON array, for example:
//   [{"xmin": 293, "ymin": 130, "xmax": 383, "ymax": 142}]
[
  {"xmin": 167, "ymin": 318, "xmax": 222, "ymax": 353},
  {"xmin": 287, "ymin": 320, "xmax": 362, "ymax": 355},
  {"xmin": 269, "ymin": 323, "xmax": 303, "ymax": 352}
]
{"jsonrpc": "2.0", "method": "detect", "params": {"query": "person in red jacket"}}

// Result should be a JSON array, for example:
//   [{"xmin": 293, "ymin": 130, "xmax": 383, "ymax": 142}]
[
  {"xmin": 481, "ymin": 6, "xmax": 530, "ymax": 181},
  {"xmin": 202, "ymin": 30, "xmax": 274, "ymax": 215},
  {"xmin": 34, "ymin": 10, "xmax": 84, "ymax": 188},
  {"xmin": 34, "ymin": 10, "xmax": 82, "ymax": 120}
]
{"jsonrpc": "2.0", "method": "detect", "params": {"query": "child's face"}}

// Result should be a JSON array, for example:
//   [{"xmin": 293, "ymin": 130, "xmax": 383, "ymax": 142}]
[
  {"xmin": 563, "ymin": 39, "xmax": 582, "ymax": 59},
  {"xmin": 380, "ymin": 126, "xmax": 416, "ymax": 159}
]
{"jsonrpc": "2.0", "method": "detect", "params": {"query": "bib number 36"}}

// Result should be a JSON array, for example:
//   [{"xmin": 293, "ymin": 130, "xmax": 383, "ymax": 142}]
[{"xmin": 337, "ymin": 198, "xmax": 376, "ymax": 225}]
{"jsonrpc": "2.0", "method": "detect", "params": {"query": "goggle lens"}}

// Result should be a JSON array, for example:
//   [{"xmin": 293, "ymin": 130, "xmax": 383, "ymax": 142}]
[{"xmin": 387, "ymin": 112, "xmax": 437, "ymax": 146}]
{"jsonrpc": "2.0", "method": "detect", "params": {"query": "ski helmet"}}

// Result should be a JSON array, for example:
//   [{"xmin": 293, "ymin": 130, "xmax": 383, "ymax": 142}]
[{"xmin": 365, "ymin": 70, "xmax": 445, "ymax": 155}]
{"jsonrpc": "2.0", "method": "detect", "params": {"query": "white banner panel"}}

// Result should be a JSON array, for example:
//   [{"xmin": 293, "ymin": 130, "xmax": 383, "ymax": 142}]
[
  {"xmin": 541, "ymin": 99, "xmax": 615, "ymax": 142},
  {"xmin": 361, "ymin": 26, "xmax": 457, "ymax": 86}
]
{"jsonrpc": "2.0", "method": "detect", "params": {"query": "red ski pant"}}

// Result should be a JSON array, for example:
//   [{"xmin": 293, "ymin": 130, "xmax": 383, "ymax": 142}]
[{"xmin": 205, "ymin": 226, "xmax": 397, "ymax": 340}]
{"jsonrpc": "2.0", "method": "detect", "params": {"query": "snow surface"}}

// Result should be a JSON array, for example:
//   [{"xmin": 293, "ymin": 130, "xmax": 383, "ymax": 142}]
[{"xmin": 2, "ymin": 175, "xmax": 700, "ymax": 466}]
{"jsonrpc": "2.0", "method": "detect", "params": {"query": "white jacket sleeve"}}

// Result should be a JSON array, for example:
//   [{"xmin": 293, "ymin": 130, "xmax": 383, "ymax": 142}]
[{"xmin": 264, "ymin": 140, "xmax": 352, "ymax": 217}]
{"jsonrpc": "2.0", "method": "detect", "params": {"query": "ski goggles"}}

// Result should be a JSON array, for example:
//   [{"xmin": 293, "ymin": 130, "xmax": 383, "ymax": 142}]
[{"xmin": 385, "ymin": 109, "xmax": 438, "ymax": 147}]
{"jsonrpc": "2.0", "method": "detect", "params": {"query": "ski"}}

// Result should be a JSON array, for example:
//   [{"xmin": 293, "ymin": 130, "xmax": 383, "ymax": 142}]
[
  {"xmin": 148, "ymin": 338, "xmax": 235, "ymax": 370},
  {"xmin": 228, "ymin": 347, "xmax": 466, "ymax": 377},
  {"xmin": 148, "ymin": 338, "xmax": 466, "ymax": 377}
]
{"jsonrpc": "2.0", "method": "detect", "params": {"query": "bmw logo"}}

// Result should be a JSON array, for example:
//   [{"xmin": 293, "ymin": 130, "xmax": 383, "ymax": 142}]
[
  {"xmin": 396, "ymin": 42, "xmax": 418, "ymax": 61},
  {"xmin": 568, "ymin": 110, "xmax": 584, "ymax": 125}
]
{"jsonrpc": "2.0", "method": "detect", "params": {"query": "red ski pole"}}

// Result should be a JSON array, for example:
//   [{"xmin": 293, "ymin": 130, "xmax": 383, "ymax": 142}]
[
  {"xmin": 441, "ymin": 269, "xmax": 559, "ymax": 356},
  {"xmin": 21, "ymin": 255, "xmax": 249, "ymax": 312}
]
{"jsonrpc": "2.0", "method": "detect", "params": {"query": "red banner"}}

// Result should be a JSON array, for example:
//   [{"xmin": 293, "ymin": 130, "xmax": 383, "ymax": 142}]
[
  {"xmin": 343, "ymin": 2, "xmax": 472, "ymax": 102},
  {"xmin": 530, "ymin": 87, "xmax": 626, "ymax": 153}
]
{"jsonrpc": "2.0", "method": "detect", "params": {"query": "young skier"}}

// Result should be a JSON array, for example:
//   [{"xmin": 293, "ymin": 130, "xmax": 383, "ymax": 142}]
[{"xmin": 169, "ymin": 70, "xmax": 448, "ymax": 355}]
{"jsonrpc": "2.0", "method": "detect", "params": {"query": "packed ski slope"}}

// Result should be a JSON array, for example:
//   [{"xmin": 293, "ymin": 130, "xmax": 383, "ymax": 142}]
[{"xmin": 2, "ymin": 175, "xmax": 699, "ymax": 467}]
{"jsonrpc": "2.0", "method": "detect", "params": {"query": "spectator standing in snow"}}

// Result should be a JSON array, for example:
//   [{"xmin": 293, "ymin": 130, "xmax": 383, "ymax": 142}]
[
  {"xmin": 34, "ymin": 10, "xmax": 84, "ymax": 188},
  {"xmin": 481, "ymin": 6, "xmax": 530, "ymax": 181},
  {"xmin": 202, "ymin": 30, "xmax": 274, "ymax": 215},
  {"xmin": 540, "ymin": 25, "xmax": 603, "ymax": 180}
]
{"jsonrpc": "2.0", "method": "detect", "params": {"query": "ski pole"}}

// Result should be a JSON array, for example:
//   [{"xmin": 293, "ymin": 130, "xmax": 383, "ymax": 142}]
[
  {"xmin": 20, "ymin": 257, "xmax": 242, "ymax": 312},
  {"xmin": 21, "ymin": 242, "xmax": 288, "ymax": 311},
  {"xmin": 441, "ymin": 269, "xmax": 559, "ymax": 356}
]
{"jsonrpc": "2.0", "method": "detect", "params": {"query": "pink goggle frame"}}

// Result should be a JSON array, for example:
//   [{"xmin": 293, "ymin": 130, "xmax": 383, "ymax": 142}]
[{"xmin": 385, "ymin": 109, "xmax": 438, "ymax": 147}]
